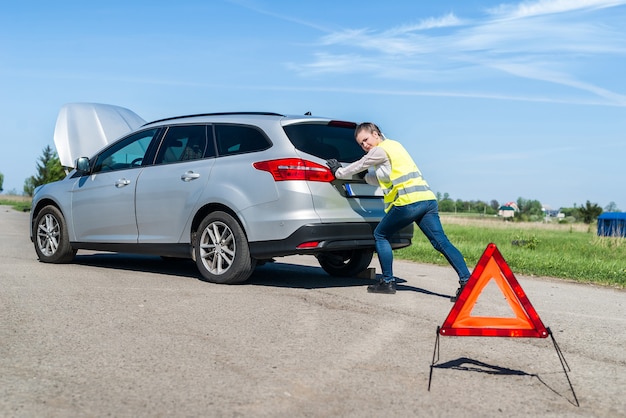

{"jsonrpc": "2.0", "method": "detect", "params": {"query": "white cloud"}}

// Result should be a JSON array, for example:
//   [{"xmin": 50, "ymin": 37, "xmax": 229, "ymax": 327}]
[
  {"xmin": 487, "ymin": 0, "xmax": 626, "ymax": 20},
  {"xmin": 387, "ymin": 13, "xmax": 464, "ymax": 34},
  {"xmin": 294, "ymin": 0, "xmax": 626, "ymax": 106},
  {"xmin": 488, "ymin": 61, "xmax": 626, "ymax": 105},
  {"xmin": 287, "ymin": 53, "xmax": 381, "ymax": 75}
]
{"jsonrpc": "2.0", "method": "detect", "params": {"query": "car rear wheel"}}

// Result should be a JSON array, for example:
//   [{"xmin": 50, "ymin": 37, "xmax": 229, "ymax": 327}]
[
  {"xmin": 194, "ymin": 211, "xmax": 256, "ymax": 284},
  {"xmin": 317, "ymin": 249, "xmax": 374, "ymax": 277},
  {"xmin": 34, "ymin": 205, "xmax": 77, "ymax": 263}
]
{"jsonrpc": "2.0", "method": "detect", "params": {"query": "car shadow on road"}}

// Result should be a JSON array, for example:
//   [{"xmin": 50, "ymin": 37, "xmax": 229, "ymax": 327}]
[
  {"xmin": 250, "ymin": 261, "xmax": 371, "ymax": 289},
  {"xmin": 73, "ymin": 253, "xmax": 201, "ymax": 279},
  {"xmin": 251, "ymin": 261, "xmax": 453, "ymax": 300},
  {"xmin": 71, "ymin": 253, "xmax": 452, "ymax": 299}
]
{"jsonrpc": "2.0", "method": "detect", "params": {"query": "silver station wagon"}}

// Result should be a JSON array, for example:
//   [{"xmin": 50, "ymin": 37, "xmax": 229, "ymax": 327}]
[{"xmin": 30, "ymin": 103, "xmax": 413, "ymax": 284}]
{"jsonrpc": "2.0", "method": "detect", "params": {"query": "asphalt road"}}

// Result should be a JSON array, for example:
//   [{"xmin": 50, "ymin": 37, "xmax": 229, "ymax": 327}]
[{"xmin": 1, "ymin": 206, "xmax": 625, "ymax": 417}]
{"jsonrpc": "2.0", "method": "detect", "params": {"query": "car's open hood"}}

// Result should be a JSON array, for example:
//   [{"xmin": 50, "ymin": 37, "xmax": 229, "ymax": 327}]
[{"xmin": 53, "ymin": 103, "xmax": 146, "ymax": 167}]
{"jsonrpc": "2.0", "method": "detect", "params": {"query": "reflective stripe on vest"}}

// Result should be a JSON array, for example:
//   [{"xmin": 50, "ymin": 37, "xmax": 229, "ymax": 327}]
[{"xmin": 377, "ymin": 139, "xmax": 436, "ymax": 211}]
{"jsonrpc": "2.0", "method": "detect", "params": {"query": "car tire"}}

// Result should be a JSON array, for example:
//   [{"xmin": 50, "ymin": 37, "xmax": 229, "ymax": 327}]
[
  {"xmin": 194, "ymin": 211, "xmax": 256, "ymax": 284},
  {"xmin": 317, "ymin": 249, "xmax": 374, "ymax": 277},
  {"xmin": 33, "ymin": 205, "xmax": 77, "ymax": 263}
]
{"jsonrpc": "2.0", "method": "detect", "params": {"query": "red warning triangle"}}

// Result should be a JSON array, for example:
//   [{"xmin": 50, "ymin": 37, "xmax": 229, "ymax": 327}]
[{"xmin": 439, "ymin": 243, "xmax": 548, "ymax": 338}]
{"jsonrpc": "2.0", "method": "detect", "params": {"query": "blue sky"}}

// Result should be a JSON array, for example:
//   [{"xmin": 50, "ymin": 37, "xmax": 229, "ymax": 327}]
[{"xmin": 1, "ymin": 0, "xmax": 625, "ymax": 211}]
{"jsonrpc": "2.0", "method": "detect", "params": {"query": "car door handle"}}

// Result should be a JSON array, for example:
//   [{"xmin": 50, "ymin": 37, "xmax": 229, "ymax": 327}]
[
  {"xmin": 181, "ymin": 171, "xmax": 201, "ymax": 182},
  {"xmin": 115, "ymin": 178, "xmax": 131, "ymax": 188}
]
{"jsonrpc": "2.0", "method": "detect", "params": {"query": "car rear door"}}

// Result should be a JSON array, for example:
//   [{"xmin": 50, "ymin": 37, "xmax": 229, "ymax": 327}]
[{"xmin": 135, "ymin": 124, "xmax": 215, "ymax": 243}]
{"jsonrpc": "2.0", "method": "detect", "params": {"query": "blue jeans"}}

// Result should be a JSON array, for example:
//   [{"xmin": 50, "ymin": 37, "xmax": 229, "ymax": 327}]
[{"xmin": 374, "ymin": 199, "xmax": 470, "ymax": 284}]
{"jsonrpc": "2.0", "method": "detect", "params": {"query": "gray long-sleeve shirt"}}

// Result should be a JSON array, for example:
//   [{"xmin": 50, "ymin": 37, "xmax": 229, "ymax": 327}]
[{"xmin": 334, "ymin": 146, "xmax": 391, "ymax": 186}]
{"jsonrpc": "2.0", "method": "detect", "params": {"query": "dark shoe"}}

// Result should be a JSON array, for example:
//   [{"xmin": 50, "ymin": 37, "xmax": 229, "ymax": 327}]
[
  {"xmin": 367, "ymin": 280, "xmax": 396, "ymax": 294},
  {"xmin": 450, "ymin": 283, "xmax": 466, "ymax": 302}
]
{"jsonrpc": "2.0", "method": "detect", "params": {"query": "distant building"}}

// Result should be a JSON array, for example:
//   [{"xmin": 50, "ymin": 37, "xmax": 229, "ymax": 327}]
[
  {"xmin": 542, "ymin": 207, "xmax": 563, "ymax": 220},
  {"xmin": 498, "ymin": 205, "xmax": 516, "ymax": 218}
]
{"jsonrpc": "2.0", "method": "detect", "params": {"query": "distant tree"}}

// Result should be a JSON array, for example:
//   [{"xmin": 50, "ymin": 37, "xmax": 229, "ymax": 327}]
[
  {"xmin": 23, "ymin": 145, "xmax": 66, "ymax": 196},
  {"xmin": 528, "ymin": 200, "xmax": 543, "ymax": 216},
  {"xmin": 517, "ymin": 197, "xmax": 543, "ymax": 217},
  {"xmin": 439, "ymin": 200, "xmax": 455, "ymax": 212},
  {"xmin": 437, "ymin": 192, "xmax": 455, "ymax": 212},
  {"xmin": 435, "ymin": 195, "xmax": 498, "ymax": 215},
  {"xmin": 578, "ymin": 200, "xmax": 603, "ymax": 224},
  {"xmin": 23, "ymin": 178, "xmax": 35, "ymax": 197},
  {"xmin": 487, "ymin": 202, "xmax": 497, "ymax": 215},
  {"xmin": 560, "ymin": 207, "xmax": 579, "ymax": 218},
  {"xmin": 515, "ymin": 197, "xmax": 543, "ymax": 221},
  {"xmin": 604, "ymin": 201, "xmax": 620, "ymax": 212},
  {"xmin": 490, "ymin": 199, "xmax": 499, "ymax": 211},
  {"xmin": 0, "ymin": 171, "xmax": 4, "ymax": 192},
  {"xmin": 471, "ymin": 200, "xmax": 490, "ymax": 215}
]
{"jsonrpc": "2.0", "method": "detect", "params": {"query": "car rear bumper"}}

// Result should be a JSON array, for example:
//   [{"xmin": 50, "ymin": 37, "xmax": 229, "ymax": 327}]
[{"xmin": 248, "ymin": 222, "xmax": 413, "ymax": 258}]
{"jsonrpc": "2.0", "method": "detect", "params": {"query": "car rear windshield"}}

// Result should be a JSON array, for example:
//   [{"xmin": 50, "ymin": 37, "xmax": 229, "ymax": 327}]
[{"xmin": 283, "ymin": 122, "xmax": 364, "ymax": 162}]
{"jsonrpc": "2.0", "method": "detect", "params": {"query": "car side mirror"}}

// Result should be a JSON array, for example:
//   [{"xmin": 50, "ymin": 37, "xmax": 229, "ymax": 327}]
[{"xmin": 75, "ymin": 157, "xmax": 91, "ymax": 173}]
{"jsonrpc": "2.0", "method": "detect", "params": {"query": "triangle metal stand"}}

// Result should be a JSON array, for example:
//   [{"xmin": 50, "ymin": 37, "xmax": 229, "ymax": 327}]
[{"xmin": 428, "ymin": 326, "xmax": 579, "ymax": 407}]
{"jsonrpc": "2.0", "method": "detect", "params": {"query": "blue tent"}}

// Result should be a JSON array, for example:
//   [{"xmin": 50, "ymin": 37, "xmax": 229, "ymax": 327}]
[{"xmin": 597, "ymin": 212, "xmax": 626, "ymax": 238}]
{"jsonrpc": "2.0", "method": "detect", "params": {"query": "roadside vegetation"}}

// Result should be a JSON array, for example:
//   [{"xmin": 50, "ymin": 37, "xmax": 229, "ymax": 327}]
[
  {"xmin": 0, "ymin": 145, "xmax": 66, "ymax": 199},
  {"xmin": 396, "ymin": 214, "xmax": 626, "ymax": 289},
  {"xmin": 0, "ymin": 195, "xmax": 32, "ymax": 212}
]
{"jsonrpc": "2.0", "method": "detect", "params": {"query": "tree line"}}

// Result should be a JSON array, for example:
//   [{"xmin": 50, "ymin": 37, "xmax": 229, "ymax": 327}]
[
  {"xmin": 435, "ymin": 192, "xmax": 609, "ymax": 224},
  {"xmin": 0, "ymin": 146, "xmax": 616, "ymax": 224}
]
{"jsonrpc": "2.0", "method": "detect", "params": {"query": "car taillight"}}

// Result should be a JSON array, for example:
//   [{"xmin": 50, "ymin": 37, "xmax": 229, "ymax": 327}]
[{"xmin": 253, "ymin": 158, "xmax": 335, "ymax": 182}]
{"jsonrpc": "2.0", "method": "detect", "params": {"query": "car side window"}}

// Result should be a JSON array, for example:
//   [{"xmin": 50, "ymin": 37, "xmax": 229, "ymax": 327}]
[
  {"xmin": 93, "ymin": 129, "xmax": 159, "ymax": 173},
  {"xmin": 215, "ymin": 124, "xmax": 270, "ymax": 156},
  {"xmin": 154, "ymin": 125, "xmax": 215, "ymax": 165}
]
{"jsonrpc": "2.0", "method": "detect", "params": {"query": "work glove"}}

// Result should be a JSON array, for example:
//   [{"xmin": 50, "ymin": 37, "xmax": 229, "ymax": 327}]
[{"xmin": 326, "ymin": 159, "xmax": 342, "ymax": 176}]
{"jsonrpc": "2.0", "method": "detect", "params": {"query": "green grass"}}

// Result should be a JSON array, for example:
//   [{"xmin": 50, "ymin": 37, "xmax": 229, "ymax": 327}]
[
  {"xmin": 395, "ymin": 216, "xmax": 626, "ymax": 288},
  {"xmin": 0, "ymin": 196, "xmax": 32, "ymax": 212}
]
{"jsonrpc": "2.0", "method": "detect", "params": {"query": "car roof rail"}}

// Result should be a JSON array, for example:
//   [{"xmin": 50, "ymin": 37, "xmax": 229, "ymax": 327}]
[{"xmin": 143, "ymin": 111, "xmax": 286, "ymax": 126}]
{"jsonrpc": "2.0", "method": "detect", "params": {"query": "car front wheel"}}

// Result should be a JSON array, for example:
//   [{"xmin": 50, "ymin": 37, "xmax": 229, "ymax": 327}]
[
  {"xmin": 194, "ymin": 211, "xmax": 256, "ymax": 284},
  {"xmin": 34, "ymin": 205, "xmax": 77, "ymax": 263},
  {"xmin": 317, "ymin": 249, "xmax": 374, "ymax": 277}
]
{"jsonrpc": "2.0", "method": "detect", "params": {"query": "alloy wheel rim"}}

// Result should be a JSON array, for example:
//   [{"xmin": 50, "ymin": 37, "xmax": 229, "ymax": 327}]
[
  {"xmin": 199, "ymin": 221, "xmax": 235, "ymax": 274},
  {"xmin": 37, "ymin": 214, "xmax": 60, "ymax": 256}
]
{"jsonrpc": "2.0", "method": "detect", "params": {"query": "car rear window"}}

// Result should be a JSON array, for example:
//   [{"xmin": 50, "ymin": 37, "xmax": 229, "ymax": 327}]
[
  {"xmin": 155, "ymin": 125, "xmax": 215, "ymax": 164},
  {"xmin": 283, "ymin": 122, "xmax": 364, "ymax": 162},
  {"xmin": 215, "ymin": 124, "xmax": 271, "ymax": 156}
]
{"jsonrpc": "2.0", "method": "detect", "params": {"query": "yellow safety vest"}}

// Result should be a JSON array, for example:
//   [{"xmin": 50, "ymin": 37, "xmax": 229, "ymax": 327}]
[{"xmin": 377, "ymin": 139, "xmax": 436, "ymax": 212}]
